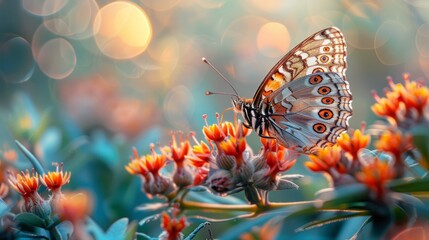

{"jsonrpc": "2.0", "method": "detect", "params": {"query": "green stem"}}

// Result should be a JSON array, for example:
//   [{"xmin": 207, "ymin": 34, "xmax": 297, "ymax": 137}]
[
  {"xmin": 267, "ymin": 200, "xmax": 320, "ymax": 209},
  {"xmin": 181, "ymin": 201, "xmax": 257, "ymax": 212},
  {"xmin": 15, "ymin": 140, "xmax": 46, "ymax": 175},
  {"xmin": 181, "ymin": 199, "xmax": 319, "ymax": 212}
]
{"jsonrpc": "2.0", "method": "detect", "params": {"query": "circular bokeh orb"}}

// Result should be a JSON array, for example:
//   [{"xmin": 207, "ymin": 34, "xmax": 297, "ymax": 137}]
[
  {"xmin": 93, "ymin": 1, "xmax": 152, "ymax": 60},
  {"xmin": 43, "ymin": 0, "xmax": 99, "ymax": 40},
  {"xmin": 257, "ymin": 22, "xmax": 290, "ymax": 58},
  {"xmin": 36, "ymin": 38, "xmax": 76, "ymax": 80},
  {"xmin": 0, "ymin": 37, "xmax": 35, "ymax": 83},
  {"xmin": 21, "ymin": 0, "xmax": 68, "ymax": 16}
]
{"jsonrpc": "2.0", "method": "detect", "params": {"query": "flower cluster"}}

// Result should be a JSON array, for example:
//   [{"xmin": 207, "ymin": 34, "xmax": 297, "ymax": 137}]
[
  {"xmin": 306, "ymin": 76, "xmax": 428, "ymax": 203},
  {"xmin": 306, "ymin": 126, "xmax": 371, "ymax": 182},
  {"xmin": 159, "ymin": 208, "xmax": 188, "ymax": 240},
  {"xmin": 6, "ymin": 163, "xmax": 91, "ymax": 225},
  {"xmin": 126, "ymin": 113, "xmax": 301, "ymax": 204},
  {"xmin": 372, "ymin": 74, "xmax": 429, "ymax": 128}
]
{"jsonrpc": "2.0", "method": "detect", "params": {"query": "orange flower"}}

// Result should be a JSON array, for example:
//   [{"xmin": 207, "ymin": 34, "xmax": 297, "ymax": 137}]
[
  {"xmin": 227, "ymin": 120, "xmax": 251, "ymax": 139},
  {"xmin": 125, "ymin": 145, "xmax": 167, "ymax": 176},
  {"xmin": 161, "ymin": 210, "xmax": 188, "ymax": 240},
  {"xmin": 395, "ymin": 74, "xmax": 428, "ymax": 115},
  {"xmin": 375, "ymin": 130, "xmax": 413, "ymax": 161},
  {"xmin": 218, "ymin": 137, "xmax": 247, "ymax": 165},
  {"xmin": 56, "ymin": 191, "xmax": 93, "ymax": 223},
  {"xmin": 260, "ymin": 138, "xmax": 287, "ymax": 153},
  {"xmin": 8, "ymin": 169, "xmax": 51, "ymax": 217},
  {"xmin": 193, "ymin": 167, "xmax": 208, "ymax": 186},
  {"xmin": 8, "ymin": 169, "xmax": 40, "ymax": 197},
  {"xmin": 355, "ymin": 157, "xmax": 395, "ymax": 201},
  {"xmin": 188, "ymin": 142, "xmax": 211, "ymax": 167},
  {"xmin": 337, "ymin": 128, "xmax": 371, "ymax": 161},
  {"xmin": 372, "ymin": 74, "xmax": 429, "ymax": 126},
  {"xmin": 1, "ymin": 145, "xmax": 17, "ymax": 162},
  {"xmin": 305, "ymin": 145, "xmax": 347, "ymax": 174},
  {"xmin": 265, "ymin": 149, "xmax": 296, "ymax": 175},
  {"xmin": 372, "ymin": 93, "xmax": 403, "ymax": 125},
  {"xmin": 240, "ymin": 218, "xmax": 282, "ymax": 240},
  {"xmin": 375, "ymin": 130, "xmax": 413, "ymax": 177},
  {"xmin": 125, "ymin": 147, "xmax": 148, "ymax": 175},
  {"xmin": 40, "ymin": 163, "xmax": 71, "ymax": 192},
  {"xmin": 168, "ymin": 132, "xmax": 190, "ymax": 167},
  {"xmin": 202, "ymin": 114, "xmax": 229, "ymax": 142}
]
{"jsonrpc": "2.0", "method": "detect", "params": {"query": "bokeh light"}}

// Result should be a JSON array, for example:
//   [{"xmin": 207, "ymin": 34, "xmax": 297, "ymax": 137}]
[
  {"xmin": 341, "ymin": 1, "xmax": 380, "ymax": 50},
  {"xmin": 0, "ymin": 36, "xmax": 35, "ymax": 83},
  {"xmin": 257, "ymin": 22, "xmax": 290, "ymax": 58},
  {"xmin": 374, "ymin": 20, "xmax": 413, "ymax": 66},
  {"xmin": 249, "ymin": 0, "xmax": 284, "ymax": 12},
  {"xmin": 416, "ymin": 23, "xmax": 429, "ymax": 58},
  {"xmin": 43, "ymin": 0, "xmax": 99, "ymax": 39},
  {"xmin": 93, "ymin": 1, "xmax": 152, "ymax": 60},
  {"xmin": 139, "ymin": 0, "xmax": 181, "ymax": 11},
  {"xmin": 21, "ymin": 0, "xmax": 68, "ymax": 16},
  {"xmin": 147, "ymin": 36, "xmax": 180, "ymax": 83},
  {"xmin": 163, "ymin": 85, "xmax": 194, "ymax": 131},
  {"xmin": 36, "ymin": 38, "xmax": 76, "ymax": 80},
  {"xmin": 194, "ymin": 0, "xmax": 227, "ymax": 9}
]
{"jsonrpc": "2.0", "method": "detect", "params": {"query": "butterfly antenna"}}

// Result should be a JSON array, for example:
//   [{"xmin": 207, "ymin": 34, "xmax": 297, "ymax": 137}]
[{"xmin": 202, "ymin": 57, "xmax": 239, "ymax": 98}]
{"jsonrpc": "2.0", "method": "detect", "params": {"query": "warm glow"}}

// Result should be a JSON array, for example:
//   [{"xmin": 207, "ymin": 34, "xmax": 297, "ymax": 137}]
[
  {"xmin": 257, "ymin": 22, "xmax": 290, "ymax": 58},
  {"xmin": 93, "ymin": 1, "xmax": 152, "ymax": 59}
]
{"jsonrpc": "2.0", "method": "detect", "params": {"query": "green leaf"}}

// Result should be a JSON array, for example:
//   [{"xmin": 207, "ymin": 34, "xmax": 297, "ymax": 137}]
[
  {"xmin": 296, "ymin": 211, "xmax": 370, "ymax": 232},
  {"xmin": 105, "ymin": 218, "xmax": 129, "ymax": 239},
  {"xmin": 14, "ymin": 212, "xmax": 47, "ymax": 228},
  {"xmin": 15, "ymin": 140, "xmax": 46, "ymax": 175},
  {"xmin": 389, "ymin": 178, "xmax": 429, "ymax": 193},
  {"xmin": 349, "ymin": 217, "xmax": 373, "ymax": 240},
  {"xmin": 411, "ymin": 126, "xmax": 429, "ymax": 170},
  {"xmin": 55, "ymin": 221, "xmax": 74, "ymax": 240},
  {"xmin": 15, "ymin": 231, "xmax": 50, "ymax": 239},
  {"xmin": 86, "ymin": 218, "xmax": 106, "ymax": 240},
  {"xmin": 186, "ymin": 191, "xmax": 246, "ymax": 205},
  {"xmin": 320, "ymin": 184, "xmax": 369, "ymax": 209},
  {"xmin": 125, "ymin": 221, "xmax": 137, "ymax": 240},
  {"xmin": 87, "ymin": 218, "xmax": 130, "ymax": 240},
  {"xmin": 50, "ymin": 227, "xmax": 63, "ymax": 240},
  {"xmin": 219, "ymin": 211, "xmax": 290, "ymax": 240}
]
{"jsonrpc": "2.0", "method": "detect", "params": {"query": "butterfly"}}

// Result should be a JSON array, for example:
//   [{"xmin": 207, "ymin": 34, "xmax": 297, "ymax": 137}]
[{"xmin": 231, "ymin": 27, "xmax": 352, "ymax": 153}]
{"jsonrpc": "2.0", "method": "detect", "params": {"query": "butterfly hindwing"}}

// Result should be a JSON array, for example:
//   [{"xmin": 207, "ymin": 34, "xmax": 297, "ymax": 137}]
[
  {"xmin": 265, "ymin": 72, "xmax": 352, "ymax": 153},
  {"xmin": 253, "ymin": 27, "xmax": 347, "ymax": 106}
]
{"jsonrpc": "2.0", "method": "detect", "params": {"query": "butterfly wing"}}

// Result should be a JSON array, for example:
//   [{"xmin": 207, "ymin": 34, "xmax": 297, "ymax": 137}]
[
  {"xmin": 253, "ymin": 27, "xmax": 347, "ymax": 106},
  {"xmin": 265, "ymin": 72, "xmax": 352, "ymax": 153}
]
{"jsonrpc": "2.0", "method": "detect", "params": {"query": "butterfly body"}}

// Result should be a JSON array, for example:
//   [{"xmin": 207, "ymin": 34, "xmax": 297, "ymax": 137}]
[{"xmin": 232, "ymin": 27, "xmax": 352, "ymax": 153}]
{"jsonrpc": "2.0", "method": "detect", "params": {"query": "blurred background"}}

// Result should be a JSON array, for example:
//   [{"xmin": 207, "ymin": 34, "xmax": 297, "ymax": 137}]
[{"xmin": 1, "ymin": 0, "xmax": 428, "ymax": 238}]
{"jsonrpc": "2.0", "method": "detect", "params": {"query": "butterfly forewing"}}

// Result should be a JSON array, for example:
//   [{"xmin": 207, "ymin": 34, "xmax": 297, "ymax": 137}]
[{"xmin": 253, "ymin": 27, "xmax": 347, "ymax": 106}]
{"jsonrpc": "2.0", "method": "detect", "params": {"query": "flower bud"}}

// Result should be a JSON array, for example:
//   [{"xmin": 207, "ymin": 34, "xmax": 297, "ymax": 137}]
[
  {"xmin": 253, "ymin": 167, "xmax": 275, "ymax": 190},
  {"xmin": 143, "ymin": 173, "xmax": 175, "ymax": 198},
  {"xmin": 234, "ymin": 161, "xmax": 254, "ymax": 182},
  {"xmin": 173, "ymin": 167, "xmax": 193, "ymax": 188},
  {"xmin": 206, "ymin": 169, "xmax": 235, "ymax": 194},
  {"xmin": 216, "ymin": 154, "xmax": 236, "ymax": 170},
  {"xmin": 251, "ymin": 154, "xmax": 268, "ymax": 172}
]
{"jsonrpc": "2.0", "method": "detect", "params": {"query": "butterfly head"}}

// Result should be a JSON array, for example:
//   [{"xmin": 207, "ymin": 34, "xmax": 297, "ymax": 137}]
[{"xmin": 232, "ymin": 97, "xmax": 253, "ymax": 113}]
